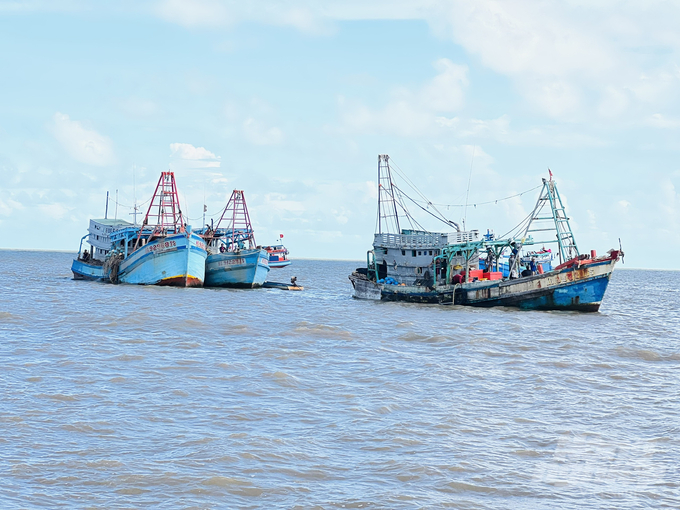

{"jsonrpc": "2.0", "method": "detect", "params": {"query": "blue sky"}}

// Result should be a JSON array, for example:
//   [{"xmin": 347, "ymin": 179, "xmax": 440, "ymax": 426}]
[{"xmin": 1, "ymin": 1, "xmax": 679, "ymax": 268}]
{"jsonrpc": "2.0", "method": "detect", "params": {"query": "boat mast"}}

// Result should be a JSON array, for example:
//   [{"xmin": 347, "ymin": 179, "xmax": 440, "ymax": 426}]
[
  {"xmin": 134, "ymin": 172, "xmax": 185, "ymax": 249},
  {"xmin": 523, "ymin": 173, "xmax": 579, "ymax": 264},
  {"xmin": 377, "ymin": 154, "xmax": 402, "ymax": 234},
  {"xmin": 215, "ymin": 190, "xmax": 255, "ymax": 251}
]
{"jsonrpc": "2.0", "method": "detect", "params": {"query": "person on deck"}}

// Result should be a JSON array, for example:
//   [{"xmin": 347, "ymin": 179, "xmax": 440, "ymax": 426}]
[
  {"xmin": 485, "ymin": 247, "xmax": 495, "ymax": 272},
  {"xmin": 529, "ymin": 257, "xmax": 537, "ymax": 275}
]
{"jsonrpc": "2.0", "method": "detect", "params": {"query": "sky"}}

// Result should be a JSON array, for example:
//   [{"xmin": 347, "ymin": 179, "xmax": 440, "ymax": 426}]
[{"xmin": 1, "ymin": 0, "xmax": 679, "ymax": 268}]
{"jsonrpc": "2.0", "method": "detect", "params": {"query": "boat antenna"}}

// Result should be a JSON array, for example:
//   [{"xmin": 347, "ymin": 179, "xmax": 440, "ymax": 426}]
[
  {"xmin": 462, "ymin": 145, "xmax": 475, "ymax": 231},
  {"xmin": 133, "ymin": 165, "xmax": 137, "ymax": 224},
  {"xmin": 202, "ymin": 183, "xmax": 206, "ymax": 228},
  {"xmin": 105, "ymin": 191, "xmax": 109, "ymax": 219}
]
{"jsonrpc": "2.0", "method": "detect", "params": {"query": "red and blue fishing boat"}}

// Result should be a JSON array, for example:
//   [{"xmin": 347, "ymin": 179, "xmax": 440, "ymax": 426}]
[
  {"xmin": 103, "ymin": 172, "xmax": 207, "ymax": 287},
  {"xmin": 436, "ymin": 174, "xmax": 622, "ymax": 311},
  {"xmin": 201, "ymin": 190, "xmax": 270, "ymax": 288},
  {"xmin": 263, "ymin": 235, "xmax": 291, "ymax": 268},
  {"xmin": 350, "ymin": 156, "xmax": 622, "ymax": 312}
]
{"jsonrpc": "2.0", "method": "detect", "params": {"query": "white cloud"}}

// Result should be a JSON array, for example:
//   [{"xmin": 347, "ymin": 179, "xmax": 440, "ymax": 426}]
[
  {"xmin": 155, "ymin": 0, "xmax": 230, "ymax": 28},
  {"xmin": 645, "ymin": 113, "xmax": 680, "ymax": 129},
  {"xmin": 243, "ymin": 118, "xmax": 283, "ymax": 145},
  {"xmin": 420, "ymin": 58, "xmax": 468, "ymax": 112},
  {"xmin": 170, "ymin": 143, "xmax": 221, "ymax": 167},
  {"xmin": 148, "ymin": 1, "xmax": 680, "ymax": 124},
  {"xmin": 153, "ymin": 0, "xmax": 330, "ymax": 33},
  {"xmin": 0, "ymin": 197, "xmax": 24, "ymax": 216},
  {"xmin": 38, "ymin": 202, "xmax": 69, "ymax": 219},
  {"xmin": 339, "ymin": 58, "xmax": 468, "ymax": 136},
  {"xmin": 435, "ymin": 115, "xmax": 510, "ymax": 138},
  {"xmin": 49, "ymin": 112, "xmax": 115, "ymax": 166}
]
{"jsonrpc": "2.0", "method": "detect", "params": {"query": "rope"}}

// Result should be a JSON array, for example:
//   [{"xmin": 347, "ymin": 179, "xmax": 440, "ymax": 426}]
[{"xmin": 410, "ymin": 184, "xmax": 543, "ymax": 209}]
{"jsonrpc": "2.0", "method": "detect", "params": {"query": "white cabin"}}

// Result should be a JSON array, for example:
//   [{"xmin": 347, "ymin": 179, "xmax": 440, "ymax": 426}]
[
  {"xmin": 373, "ymin": 229, "xmax": 480, "ymax": 285},
  {"xmin": 88, "ymin": 218, "xmax": 133, "ymax": 261}
]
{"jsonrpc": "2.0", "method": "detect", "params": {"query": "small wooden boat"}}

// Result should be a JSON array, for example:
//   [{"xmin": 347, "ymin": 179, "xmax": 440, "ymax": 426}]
[{"xmin": 263, "ymin": 280, "xmax": 304, "ymax": 291}]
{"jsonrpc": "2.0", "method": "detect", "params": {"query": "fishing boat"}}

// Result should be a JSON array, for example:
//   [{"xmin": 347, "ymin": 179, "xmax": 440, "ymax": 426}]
[
  {"xmin": 436, "ymin": 175, "xmax": 622, "ymax": 311},
  {"xmin": 263, "ymin": 236, "xmax": 291, "ymax": 268},
  {"xmin": 349, "ymin": 154, "xmax": 479, "ymax": 303},
  {"xmin": 349, "ymin": 157, "xmax": 622, "ymax": 312},
  {"xmin": 201, "ymin": 190, "xmax": 270, "ymax": 288},
  {"xmin": 71, "ymin": 218, "xmax": 132, "ymax": 280},
  {"xmin": 103, "ymin": 172, "xmax": 207, "ymax": 286}
]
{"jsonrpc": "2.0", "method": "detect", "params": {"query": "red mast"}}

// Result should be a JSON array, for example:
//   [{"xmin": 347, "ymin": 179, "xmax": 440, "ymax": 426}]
[
  {"xmin": 135, "ymin": 172, "xmax": 185, "ymax": 248},
  {"xmin": 215, "ymin": 190, "xmax": 255, "ymax": 251}
]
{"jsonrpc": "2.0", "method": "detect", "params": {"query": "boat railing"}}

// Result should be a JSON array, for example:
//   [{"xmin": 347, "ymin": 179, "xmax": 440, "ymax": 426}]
[
  {"xmin": 374, "ymin": 230, "xmax": 479, "ymax": 249},
  {"xmin": 446, "ymin": 230, "xmax": 480, "ymax": 245}
]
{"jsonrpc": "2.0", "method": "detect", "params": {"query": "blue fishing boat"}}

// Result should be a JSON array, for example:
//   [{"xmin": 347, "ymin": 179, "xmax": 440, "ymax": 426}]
[
  {"xmin": 201, "ymin": 190, "xmax": 270, "ymax": 288},
  {"xmin": 435, "ymin": 174, "xmax": 622, "ymax": 311},
  {"xmin": 71, "ymin": 218, "xmax": 132, "ymax": 281},
  {"xmin": 103, "ymin": 172, "xmax": 207, "ymax": 287}
]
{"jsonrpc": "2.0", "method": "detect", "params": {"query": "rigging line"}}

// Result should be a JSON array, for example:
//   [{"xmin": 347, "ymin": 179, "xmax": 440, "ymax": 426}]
[
  {"xmin": 409, "ymin": 184, "xmax": 543, "ymax": 208},
  {"xmin": 393, "ymin": 183, "xmax": 457, "ymax": 230},
  {"xmin": 389, "ymin": 159, "xmax": 455, "ymax": 228},
  {"xmin": 386, "ymin": 164, "xmax": 458, "ymax": 227},
  {"xmin": 463, "ymin": 145, "xmax": 475, "ymax": 230},
  {"xmin": 108, "ymin": 195, "xmax": 153, "ymax": 211},
  {"xmin": 497, "ymin": 197, "xmax": 548, "ymax": 241},
  {"xmin": 389, "ymin": 185, "xmax": 426, "ymax": 231}
]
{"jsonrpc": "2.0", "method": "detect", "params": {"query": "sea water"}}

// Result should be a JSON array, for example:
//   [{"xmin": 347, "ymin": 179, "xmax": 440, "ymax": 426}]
[{"xmin": 0, "ymin": 250, "xmax": 679, "ymax": 509}]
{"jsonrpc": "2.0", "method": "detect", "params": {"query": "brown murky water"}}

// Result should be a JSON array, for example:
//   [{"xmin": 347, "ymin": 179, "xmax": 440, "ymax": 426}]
[{"xmin": 1, "ymin": 251, "xmax": 679, "ymax": 508}]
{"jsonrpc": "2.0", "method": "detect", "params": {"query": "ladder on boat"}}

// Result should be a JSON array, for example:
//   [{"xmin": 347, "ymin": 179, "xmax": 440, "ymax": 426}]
[{"xmin": 524, "ymin": 176, "xmax": 579, "ymax": 264}]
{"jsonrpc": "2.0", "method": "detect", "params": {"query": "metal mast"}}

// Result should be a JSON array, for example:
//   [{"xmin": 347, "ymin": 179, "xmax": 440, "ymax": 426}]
[
  {"xmin": 134, "ymin": 172, "xmax": 185, "ymax": 249},
  {"xmin": 377, "ymin": 154, "xmax": 402, "ymax": 234},
  {"xmin": 215, "ymin": 190, "xmax": 256, "ymax": 251},
  {"xmin": 523, "ymin": 174, "xmax": 579, "ymax": 264}
]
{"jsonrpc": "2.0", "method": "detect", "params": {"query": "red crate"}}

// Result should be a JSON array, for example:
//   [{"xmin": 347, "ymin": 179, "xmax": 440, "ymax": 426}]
[
  {"xmin": 483, "ymin": 272, "xmax": 503, "ymax": 281},
  {"xmin": 469, "ymin": 269, "xmax": 484, "ymax": 280}
]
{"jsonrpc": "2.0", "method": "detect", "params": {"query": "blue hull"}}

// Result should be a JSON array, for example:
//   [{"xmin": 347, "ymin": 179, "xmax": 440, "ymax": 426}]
[
  {"xmin": 71, "ymin": 259, "xmax": 106, "ymax": 281},
  {"xmin": 116, "ymin": 232, "xmax": 207, "ymax": 287},
  {"xmin": 269, "ymin": 259, "xmax": 291, "ymax": 268},
  {"xmin": 447, "ymin": 258, "xmax": 617, "ymax": 312},
  {"xmin": 204, "ymin": 248, "xmax": 270, "ymax": 288}
]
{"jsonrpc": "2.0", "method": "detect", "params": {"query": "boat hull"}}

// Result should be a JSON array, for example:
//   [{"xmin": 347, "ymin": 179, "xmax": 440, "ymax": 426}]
[
  {"xmin": 440, "ymin": 257, "xmax": 617, "ymax": 312},
  {"xmin": 116, "ymin": 232, "xmax": 207, "ymax": 287},
  {"xmin": 71, "ymin": 259, "xmax": 106, "ymax": 281},
  {"xmin": 204, "ymin": 248, "xmax": 270, "ymax": 288},
  {"xmin": 350, "ymin": 276, "xmax": 383, "ymax": 300},
  {"xmin": 268, "ymin": 259, "xmax": 291, "ymax": 268},
  {"xmin": 350, "ymin": 275, "xmax": 437, "ymax": 303}
]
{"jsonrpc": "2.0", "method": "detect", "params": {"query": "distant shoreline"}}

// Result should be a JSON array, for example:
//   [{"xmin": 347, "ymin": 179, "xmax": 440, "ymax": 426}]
[
  {"xmin": 0, "ymin": 249, "xmax": 670, "ymax": 270},
  {"xmin": 0, "ymin": 248, "xmax": 365, "ymax": 263}
]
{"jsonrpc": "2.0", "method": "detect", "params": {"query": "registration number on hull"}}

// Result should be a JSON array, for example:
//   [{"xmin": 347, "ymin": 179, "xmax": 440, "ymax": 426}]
[
  {"xmin": 146, "ymin": 240, "xmax": 177, "ymax": 254},
  {"xmin": 217, "ymin": 258, "xmax": 246, "ymax": 267}
]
